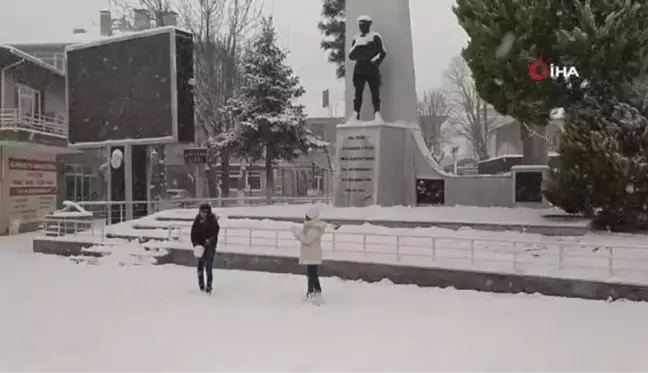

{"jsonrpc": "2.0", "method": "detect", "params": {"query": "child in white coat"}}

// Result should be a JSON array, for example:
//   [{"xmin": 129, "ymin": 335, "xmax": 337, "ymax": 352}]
[{"xmin": 292, "ymin": 206, "xmax": 329, "ymax": 300}]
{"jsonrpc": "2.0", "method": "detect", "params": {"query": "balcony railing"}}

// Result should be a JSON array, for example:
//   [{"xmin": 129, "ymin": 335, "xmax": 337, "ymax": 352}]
[{"xmin": 0, "ymin": 108, "xmax": 68, "ymax": 138}]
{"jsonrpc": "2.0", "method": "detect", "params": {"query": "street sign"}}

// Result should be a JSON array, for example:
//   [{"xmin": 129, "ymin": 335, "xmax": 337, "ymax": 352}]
[{"xmin": 184, "ymin": 147, "xmax": 207, "ymax": 164}]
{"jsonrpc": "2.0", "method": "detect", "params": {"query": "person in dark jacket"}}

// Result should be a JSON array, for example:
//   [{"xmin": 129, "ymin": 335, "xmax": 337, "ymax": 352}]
[{"xmin": 190, "ymin": 203, "xmax": 220, "ymax": 294}]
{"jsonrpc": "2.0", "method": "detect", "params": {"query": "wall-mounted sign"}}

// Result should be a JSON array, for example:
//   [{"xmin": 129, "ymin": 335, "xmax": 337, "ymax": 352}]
[
  {"xmin": 184, "ymin": 148, "xmax": 207, "ymax": 164},
  {"xmin": 7, "ymin": 156, "xmax": 57, "ymax": 224}
]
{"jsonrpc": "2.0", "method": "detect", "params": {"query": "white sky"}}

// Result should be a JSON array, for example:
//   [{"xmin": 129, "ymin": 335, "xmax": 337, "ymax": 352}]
[{"xmin": 0, "ymin": 0, "xmax": 468, "ymax": 118}]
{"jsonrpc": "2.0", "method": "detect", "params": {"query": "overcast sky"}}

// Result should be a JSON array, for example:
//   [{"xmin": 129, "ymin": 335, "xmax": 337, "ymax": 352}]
[{"xmin": 0, "ymin": 0, "xmax": 468, "ymax": 118}]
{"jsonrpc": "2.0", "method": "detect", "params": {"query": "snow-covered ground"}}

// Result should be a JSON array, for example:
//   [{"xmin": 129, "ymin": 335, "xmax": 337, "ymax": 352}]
[
  {"xmin": 159, "ymin": 203, "xmax": 590, "ymax": 227},
  {"xmin": 2, "ymin": 234, "xmax": 648, "ymax": 371}
]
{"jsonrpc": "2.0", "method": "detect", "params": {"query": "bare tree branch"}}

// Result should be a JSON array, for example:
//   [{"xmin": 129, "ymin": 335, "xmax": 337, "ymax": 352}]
[
  {"xmin": 444, "ymin": 55, "xmax": 499, "ymax": 160},
  {"xmin": 417, "ymin": 89, "xmax": 452, "ymax": 163}
]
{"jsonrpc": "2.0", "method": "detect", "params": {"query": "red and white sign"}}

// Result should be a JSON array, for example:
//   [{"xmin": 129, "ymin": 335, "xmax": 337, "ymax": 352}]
[
  {"xmin": 528, "ymin": 60, "xmax": 580, "ymax": 81},
  {"xmin": 6, "ymin": 156, "xmax": 57, "ymax": 223}
]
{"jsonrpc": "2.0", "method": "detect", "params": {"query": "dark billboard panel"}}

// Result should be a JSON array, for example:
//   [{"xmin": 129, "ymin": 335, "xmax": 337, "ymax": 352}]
[
  {"xmin": 175, "ymin": 31, "xmax": 195, "ymax": 143},
  {"xmin": 66, "ymin": 27, "xmax": 194, "ymax": 144}
]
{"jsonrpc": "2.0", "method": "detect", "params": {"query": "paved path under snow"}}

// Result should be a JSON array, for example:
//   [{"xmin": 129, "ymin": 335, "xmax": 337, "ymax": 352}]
[{"xmin": 1, "ymin": 235, "xmax": 648, "ymax": 371}]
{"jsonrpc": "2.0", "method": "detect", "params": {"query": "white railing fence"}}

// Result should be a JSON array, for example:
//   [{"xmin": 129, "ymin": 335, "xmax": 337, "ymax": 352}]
[
  {"xmin": 41, "ymin": 218, "xmax": 106, "ymax": 238},
  {"xmin": 73, "ymin": 196, "xmax": 331, "ymax": 225},
  {"xmin": 0, "ymin": 108, "xmax": 67, "ymax": 138},
  {"xmin": 45, "ymin": 216, "xmax": 648, "ymax": 284}
]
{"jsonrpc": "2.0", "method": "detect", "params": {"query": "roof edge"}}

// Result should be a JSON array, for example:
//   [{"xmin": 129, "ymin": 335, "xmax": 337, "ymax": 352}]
[
  {"xmin": 0, "ymin": 44, "xmax": 65, "ymax": 76},
  {"xmin": 66, "ymin": 26, "xmax": 191, "ymax": 53}
]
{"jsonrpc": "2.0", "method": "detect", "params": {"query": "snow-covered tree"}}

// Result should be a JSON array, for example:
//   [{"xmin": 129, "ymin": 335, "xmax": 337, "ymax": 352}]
[
  {"xmin": 545, "ymin": 82, "xmax": 648, "ymax": 231},
  {"xmin": 216, "ymin": 17, "xmax": 325, "ymax": 203},
  {"xmin": 453, "ymin": 0, "xmax": 569, "ymax": 165},
  {"xmin": 181, "ymin": 0, "xmax": 261, "ymax": 198},
  {"xmin": 318, "ymin": 0, "xmax": 346, "ymax": 78}
]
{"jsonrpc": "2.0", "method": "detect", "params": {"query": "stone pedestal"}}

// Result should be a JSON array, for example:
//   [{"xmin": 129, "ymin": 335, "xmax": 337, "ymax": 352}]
[
  {"xmin": 334, "ymin": 0, "xmax": 427, "ymax": 207},
  {"xmin": 333, "ymin": 121, "xmax": 417, "ymax": 207}
]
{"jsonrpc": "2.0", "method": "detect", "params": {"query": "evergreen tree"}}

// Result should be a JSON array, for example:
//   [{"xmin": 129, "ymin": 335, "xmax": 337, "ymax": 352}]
[
  {"xmin": 543, "ymin": 0, "xmax": 648, "ymax": 229},
  {"xmin": 545, "ymin": 82, "xmax": 648, "ymax": 231},
  {"xmin": 453, "ymin": 0, "xmax": 570, "ymax": 148},
  {"xmin": 454, "ymin": 0, "xmax": 648, "ymax": 129},
  {"xmin": 222, "ymin": 18, "xmax": 326, "ymax": 203},
  {"xmin": 553, "ymin": 0, "xmax": 648, "ymax": 105},
  {"xmin": 318, "ymin": 0, "xmax": 345, "ymax": 78}
]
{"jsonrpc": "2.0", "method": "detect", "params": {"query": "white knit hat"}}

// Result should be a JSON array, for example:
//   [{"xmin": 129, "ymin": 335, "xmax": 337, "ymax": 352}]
[
  {"xmin": 306, "ymin": 206, "xmax": 321, "ymax": 220},
  {"xmin": 358, "ymin": 15, "xmax": 372, "ymax": 22}
]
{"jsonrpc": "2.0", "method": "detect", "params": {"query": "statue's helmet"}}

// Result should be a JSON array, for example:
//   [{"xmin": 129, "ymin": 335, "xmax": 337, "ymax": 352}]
[{"xmin": 358, "ymin": 15, "xmax": 372, "ymax": 24}]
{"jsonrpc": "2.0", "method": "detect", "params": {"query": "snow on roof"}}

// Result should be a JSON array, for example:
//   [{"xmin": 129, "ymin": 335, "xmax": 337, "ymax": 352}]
[
  {"xmin": 66, "ymin": 26, "xmax": 191, "ymax": 53},
  {"xmin": 0, "ymin": 45, "xmax": 64, "ymax": 76}
]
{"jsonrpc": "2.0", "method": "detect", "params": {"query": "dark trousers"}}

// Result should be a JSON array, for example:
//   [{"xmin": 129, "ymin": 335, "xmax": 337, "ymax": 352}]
[
  {"xmin": 352, "ymin": 67, "xmax": 381, "ymax": 117},
  {"xmin": 306, "ymin": 264, "xmax": 322, "ymax": 295},
  {"xmin": 197, "ymin": 247, "xmax": 215, "ymax": 290}
]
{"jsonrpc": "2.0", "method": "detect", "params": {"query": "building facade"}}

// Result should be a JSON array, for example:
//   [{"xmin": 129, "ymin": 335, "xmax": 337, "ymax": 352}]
[{"xmin": 0, "ymin": 45, "xmax": 71, "ymax": 233}]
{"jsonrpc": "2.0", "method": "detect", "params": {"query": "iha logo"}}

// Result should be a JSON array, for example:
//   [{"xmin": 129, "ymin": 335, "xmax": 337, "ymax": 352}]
[{"xmin": 528, "ymin": 60, "xmax": 579, "ymax": 81}]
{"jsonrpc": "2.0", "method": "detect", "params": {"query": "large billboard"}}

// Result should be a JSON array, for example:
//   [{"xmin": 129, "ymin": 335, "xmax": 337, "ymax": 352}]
[{"xmin": 66, "ymin": 27, "xmax": 194, "ymax": 145}]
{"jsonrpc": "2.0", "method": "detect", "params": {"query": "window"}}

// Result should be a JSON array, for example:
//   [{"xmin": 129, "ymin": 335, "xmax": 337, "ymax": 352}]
[
  {"xmin": 63, "ymin": 163, "xmax": 99, "ymax": 202},
  {"xmin": 228, "ymin": 173, "xmax": 239, "ymax": 190},
  {"xmin": 65, "ymin": 175, "xmax": 76, "ymax": 200},
  {"xmin": 16, "ymin": 84, "xmax": 41, "ymax": 116},
  {"xmin": 247, "ymin": 172, "xmax": 262, "ymax": 191},
  {"xmin": 82, "ymin": 177, "xmax": 91, "ymax": 201}
]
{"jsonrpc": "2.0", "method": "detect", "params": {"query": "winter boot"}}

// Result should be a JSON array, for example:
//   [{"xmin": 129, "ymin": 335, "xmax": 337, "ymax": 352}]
[{"xmin": 198, "ymin": 274, "xmax": 205, "ymax": 292}]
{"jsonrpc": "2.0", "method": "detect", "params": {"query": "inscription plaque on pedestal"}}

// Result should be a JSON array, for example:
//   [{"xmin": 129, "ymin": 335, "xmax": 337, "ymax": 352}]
[{"xmin": 334, "ymin": 132, "xmax": 376, "ymax": 206}]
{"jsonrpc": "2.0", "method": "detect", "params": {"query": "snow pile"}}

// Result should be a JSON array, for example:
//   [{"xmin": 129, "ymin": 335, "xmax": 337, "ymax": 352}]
[
  {"xmin": 73, "ymin": 241, "xmax": 168, "ymax": 267},
  {"xmin": 48, "ymin": 200, "xmax": 92, "ymax": 218}
]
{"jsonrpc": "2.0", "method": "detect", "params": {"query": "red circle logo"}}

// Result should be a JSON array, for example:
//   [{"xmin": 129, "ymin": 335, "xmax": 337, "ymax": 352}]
[{"xmin": 529, "ymin": 60, "xmax": 549, "ymax": 81}]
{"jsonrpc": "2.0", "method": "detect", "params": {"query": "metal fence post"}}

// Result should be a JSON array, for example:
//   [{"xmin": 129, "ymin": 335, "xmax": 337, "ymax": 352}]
[
  {"xmin": 512, "ymin": 242, "xmax": 517, "ymax": 271},
  {"xmin": 275, "ymin": 230, "xmax": 279, "ymax": 249},
  {"xmin": 363, "ymin": 234, "xmax": 367, "ymax": 254},
  {"xmin": 608, "ymin": 247, "xmax": 614, "ymax": 276},
  {"xmin": 396, "ymin": 235, "xmax": 401, "ymax": 262},
  {"xmin": 332, "ymin": 233, "xmax": 336, "ymax": 252},
  {"xmin": 470, "ymin": 239, "xmax": 475, "ymax": 265},
  {"xmin": 248, "ymin": 228, "xmax": 253, "ymax": 247},
  {"xmin": 432, "ymin": 237, "xmax": 436, "ymax": 260},
  {"xmin": 558, "ymin": 244, "xmax": 564, "ymax": 270}
]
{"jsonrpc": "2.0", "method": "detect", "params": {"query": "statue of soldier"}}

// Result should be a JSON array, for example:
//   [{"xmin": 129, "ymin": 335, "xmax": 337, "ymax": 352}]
[{"xmin": 348, "ymin": 15, "xmax": 387, "ymax": 122}]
